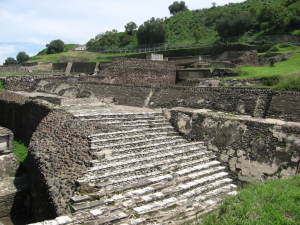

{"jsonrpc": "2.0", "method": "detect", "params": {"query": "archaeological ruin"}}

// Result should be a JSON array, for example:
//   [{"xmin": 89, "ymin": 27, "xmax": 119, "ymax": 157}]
[{"xmin": 0, "ymin": 53, "xmax": 299, "ymax": 224}]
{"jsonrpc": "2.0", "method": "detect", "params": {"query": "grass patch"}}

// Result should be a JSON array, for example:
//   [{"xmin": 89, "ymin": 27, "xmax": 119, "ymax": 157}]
[
  {"xmin": 231, "ymin": 53, "xmax": 300, "ymax": 90},
  {"xmin": 266, "ymin": 43, "xmax": 300, "ymax": 54},
  {"xmin": 0, "ymin": 80, "xmax": 4, "ymax": 91},
  {"xmin": 235, "ymin": 53, "xmax": 300, "ymax": 79},
  {"xmin": 272, "ymin": 72, "xmax": 300, "ymax": 91},
  {"xmin": 13, "ymin": 137, "xmax": 29, "ymax": 165},
  {"xmin": 200, "ymin": 175, "xmax": 300, "ymax": 225}
]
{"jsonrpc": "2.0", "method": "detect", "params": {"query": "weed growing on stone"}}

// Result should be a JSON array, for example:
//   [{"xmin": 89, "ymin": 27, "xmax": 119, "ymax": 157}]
[
  {"xmin": 0, "ymin": 80, "xmax": 3, "ymax": 91},
  {"xmin": 199, "ymin": 175, "xmax": 300, "ymax": 225},
  {"xmin": 13, "ymin": 137, "xmax": 29, "ymax": 165}
]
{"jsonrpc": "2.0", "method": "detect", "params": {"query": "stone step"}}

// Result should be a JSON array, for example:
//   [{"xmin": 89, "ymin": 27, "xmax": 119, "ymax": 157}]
[
  {"xmin": 88, "ymin": 127, "xmax": 176, "ymax": 140},
  {"xmin": 88, "ymin": 148, "xmax": 211, "ymax": 174},
  {"xmin": 77, "ymin": 154, "xmax": 217, "ymax": 188},
  {"xmin": 73, "ymin": 112, "xmax": 163, "ymax": 119},
  {"xmin": 124, "ymin": 167, "xmax": 227, "ymax": 207},
  {"xmin": 90, "ymin": 135, "xmax": 185, "ymax": 150},
  {"xmin": 71, "ymin": 174, "xmax": 233, "ymax": 215},
  {"xmin": 90, "ymin": 142, "xmax": 207, "ymax": 167},
  {"xmin": 90, "ymin": 137, "xmax": 187, "ymax": 152},
  {"xmin": 132, "ymin": 177, "xmax": 235, "ymax": 215},
  {"xmin": 80, "ymin": 116, "xmax": 167, "ymax": 122},
  {"xmin": 82, "ymin": 119, "xmax": 169, "ymax": 127},
  {"xmin": 117, "ymin": 122, "xmax": 172, "ymax": 129},
  {"xmin": 154, "ymin": 187, "xmax": 238, "ymax": 224},
  {"xmin": 89, "ymin": 131, "xmax": 179, "ymax": 146}
]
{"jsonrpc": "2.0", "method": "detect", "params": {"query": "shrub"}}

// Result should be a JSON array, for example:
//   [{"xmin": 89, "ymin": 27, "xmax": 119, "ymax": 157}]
[
  {"xmin": 267, "ymin": 45, "xmax": 279, "ymax": 53},
  {"xmin": 269, "ymin": 58, "xmax": 276, "ymax": 67}
]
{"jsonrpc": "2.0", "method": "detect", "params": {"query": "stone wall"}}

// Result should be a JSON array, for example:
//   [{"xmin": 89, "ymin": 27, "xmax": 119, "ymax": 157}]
[
  {"xmin": 168, "ymin": 108, "xmax": 300, "ymax": 182},
  {"xmin": 28, "ymin": 108, "xmax": 125, "ymax": 221},
  {"xmin": 0, "ymin": 91, "xmax": 51, "ymax": 140},
  {"xmin": 2, "ymin": 75, "xmax": 300, "ymax": 122},
  {"xmin": 177, "ymin": 68, "xmax": 238, "ymax": 80},
  {"xmin": 70, "ymin": 62, "xmax": 96, "ymax": 74},
  {"xmin": 100, "ymin": 58, "xmax": 177, "ymax": 86},
  {"xmin": 53, "ymin": 63, "xmax": 68, "ymax": 72}
]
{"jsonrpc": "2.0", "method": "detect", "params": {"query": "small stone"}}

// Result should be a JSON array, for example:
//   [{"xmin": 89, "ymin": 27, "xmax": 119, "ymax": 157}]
[
  {"xmin": 90, "ymin": 209, "xmax": 103, "ymax": 216},
  {"xmin": 220, "ymin": 154, "xmax": 229, "ymax": 162}
]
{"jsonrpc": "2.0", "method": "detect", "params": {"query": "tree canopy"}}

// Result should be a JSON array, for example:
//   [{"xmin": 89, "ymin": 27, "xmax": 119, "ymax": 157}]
[
  {"xmin": 47, "ymin": 39, "xmax": 64, "ymax": 54},
  {"xmin": 168, "ymin": 1, "xmax": 188, "ymax": 15},
  {"xmin": 125, "ymin": 22, "xmax": 137, "ymax": 35},
  {"xmin": 137, "ymin": 17, "xmax": 166, "ymax": 44},
  {"xmin": 215, "ymin": 8, "xmax": 255, "ymax": 38},
  {"xmin": 16, "ymin": 52, "xmax": 29, "ymax": 64},
  {"xmin": 3, "ymin": 57, "xmax": 18, "ymax": 65}
]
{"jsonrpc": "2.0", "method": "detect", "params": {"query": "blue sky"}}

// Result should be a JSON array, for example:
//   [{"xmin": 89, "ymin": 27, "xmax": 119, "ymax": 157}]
[{"xmin": 0, "ymin": 0, "xmax": 244, "ymax": 65}]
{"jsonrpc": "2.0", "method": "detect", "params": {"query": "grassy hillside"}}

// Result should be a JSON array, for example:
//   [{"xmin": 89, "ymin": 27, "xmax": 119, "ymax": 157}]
[
  {"xmin": 85, "ymin": 0, "xmax": 300, "ymax": 49},
  {"xmin": 230, "ymin": 43, "xmax": 300, "ymax": 91},
  {"xmin": 165, "ymin": 0, "xmax": 300, "ymax": 46},
  {"xmin": 200, "ymin": 175, "xmax": 300, "ymax": 225}
]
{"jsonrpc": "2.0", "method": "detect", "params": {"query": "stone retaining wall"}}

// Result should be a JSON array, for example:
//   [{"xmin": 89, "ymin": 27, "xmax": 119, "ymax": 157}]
[
  {"xmin": 2, "ymin": 76, "xmax": 300, "ymax": 122},
  {"xmin": 177, "ymin": 68, "xmax": 238, "ymax": 80},
  {"xmin": 0, "ymin": 91, "xmax": 51, "ymax": 140},
  {"xmin": 100, "ymin": 58, "xmax": 177, "ymax": 86},
  {"xmin": 28, "ymin": 108, "xmax": 124, "ymax": 221},
  {"xmin": 168, "ymin": 108, "xmax": 300, "ymax": 182}
]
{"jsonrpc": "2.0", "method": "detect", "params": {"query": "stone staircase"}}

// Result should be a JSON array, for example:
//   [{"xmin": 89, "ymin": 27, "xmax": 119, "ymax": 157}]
[
  {"xmin": 31, "ymin": 105, "xmax": 237, "ymax": 225},
  {"xmin": 63, "ymin": 106, "xmax": 238, "ymax": 224}
]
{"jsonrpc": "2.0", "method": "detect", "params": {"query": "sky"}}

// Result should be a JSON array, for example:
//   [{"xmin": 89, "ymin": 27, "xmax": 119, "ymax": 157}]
[{"xmin": 0, "ymin": 0, "xmax": 244, "ymax": 65}]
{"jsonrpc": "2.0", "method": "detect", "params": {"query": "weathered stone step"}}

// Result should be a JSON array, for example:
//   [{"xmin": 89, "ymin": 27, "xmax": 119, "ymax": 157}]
[
  {"xmin": 73, "ymin": 112, "xmax": 163, "ymax": 119},
  {"xmin": 132, "ymin": 176, "xmax": 234, "ymax": 215},
  {"xmin": 90, "ymin": 136, "xmax": 187, "ymax": 152},
  {"xmin": 72, "ymin": 162, "xmax": 224, "ymax": 213},
  {"xmin": 90, "ymin": 135, "xmax": 187, "ymax": 151},
  {"xmin": 89, "ymin": 127, "xmax": 176, "ymax": 140},
  {"xmin": 90, "ymin": 143, "xmax": 207, "ymax": 167},
  {"xmin": 80, "ymin": 116, "xmax": 167, "ymax": 122},
  {"xmin": 72, "ymin": 174, "xmax": 231, "ymax": 214},
  {"xmin": 78, "ymin": 154, "xmax": 217, "ymax": 189},
  {"xmin": 156, "ymin": 186, "xmax": 238, "ymax": 224},
  {"xmin": 88, "ymin": 148, "xmax": 211, "ymax": 174},
  {"xmin": 82, "ymin": 119, "xmax": 169, "ymax": 127},
  {"xmin": 117, "ymin": 121, "xmax": 172, "ymax": 129},
  {"xmin": 124, "ymin": 167, "xmax": 227, "ymax": 207},
  {"xmin": 89, "ymin": 131, "xmax": 178, "ymax": 146}
]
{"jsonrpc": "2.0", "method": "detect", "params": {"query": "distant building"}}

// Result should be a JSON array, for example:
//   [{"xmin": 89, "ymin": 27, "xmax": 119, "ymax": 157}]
[{"xmin": 74, "ymin": 46, "xmax": 86, "ymax": 51}]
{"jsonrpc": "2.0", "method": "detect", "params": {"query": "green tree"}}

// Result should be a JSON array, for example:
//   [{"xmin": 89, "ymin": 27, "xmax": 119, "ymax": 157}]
[
  {"xmin": 137, "ymin": 17, "xmax": 166, "ymax": 44},
  {"xmin": 3, "ymin": 57, "xmax": 18, "ymax": 65},
  {"xmin": 47, "ymin": 39, "xmax": 64, "ymax": 54},
  {"xmin": 125, "ymin": 22, "xmax": 137, "ymax": 35},
  {"xmin": 215, "ymin": 8, "xmax": 255, "ymax": 38},
  {"xmin": 16, "ymin": 52, "xmax": 29, "ymax": 64},
  {"xmin": 121, "ymin": 34, "xmax": 134, "ymax": 46},
  {"xmin": 168, "ymin": 1, "xmax": 188, "ymax": 15}
]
